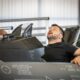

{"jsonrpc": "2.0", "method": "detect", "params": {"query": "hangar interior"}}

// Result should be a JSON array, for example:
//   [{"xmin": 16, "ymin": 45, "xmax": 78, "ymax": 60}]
[
  {"xmin": 0, "ymin": 0, "xmax": 80, "ymax": 46},
  {"xmin": 0, "ymin": 0, "xmax": 80, "ymax": 80},
  {"xmin": 0, "ymin": 0, "xmax": 80, "ymax": 61}
]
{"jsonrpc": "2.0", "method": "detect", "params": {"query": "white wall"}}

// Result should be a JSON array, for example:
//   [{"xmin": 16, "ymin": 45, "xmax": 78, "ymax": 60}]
[
  {"xmin": 0, "ymin": 0, "xmax": 38, "ymax": 19},
  {"xmin": 40, "ymin": 0, "xmax": 78, "ymax": 26},
  {"xmin": 0, "ymin": 0, "xmax": 78, "ymax": 26}
]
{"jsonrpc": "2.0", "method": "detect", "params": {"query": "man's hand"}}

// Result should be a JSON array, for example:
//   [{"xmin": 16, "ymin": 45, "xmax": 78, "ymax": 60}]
[{"xmin": 71, "ymin": 56, "xmax": 80, "ymax": 65}]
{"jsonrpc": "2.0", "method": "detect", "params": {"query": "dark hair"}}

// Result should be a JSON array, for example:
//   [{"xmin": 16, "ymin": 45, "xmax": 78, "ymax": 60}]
[{"xmin": 51, "ymin": 24, "xmax": 64, "ymax": 37}]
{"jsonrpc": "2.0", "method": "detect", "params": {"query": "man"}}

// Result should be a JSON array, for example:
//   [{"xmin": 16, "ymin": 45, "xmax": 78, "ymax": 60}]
[{"xmin": 42, "ymin": 24, "xmax": 80, "ymax": 65}]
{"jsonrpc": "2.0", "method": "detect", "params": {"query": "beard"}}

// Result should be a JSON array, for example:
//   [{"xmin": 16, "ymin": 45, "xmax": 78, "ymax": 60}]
[{"xmin": 47, "ymin": 35, "xmax": 58, "ymax": 40}]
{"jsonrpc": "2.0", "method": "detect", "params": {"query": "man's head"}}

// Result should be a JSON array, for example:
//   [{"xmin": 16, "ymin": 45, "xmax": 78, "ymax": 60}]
[{"xmin": 47, "ymin": 24, "xmax": 64, "ymax": 43}]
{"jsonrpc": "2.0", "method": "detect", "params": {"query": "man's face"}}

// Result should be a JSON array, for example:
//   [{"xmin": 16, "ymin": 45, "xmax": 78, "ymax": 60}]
[{"xmin": 47, "ymin": 26, "xmax": 63, "ymax": 40}]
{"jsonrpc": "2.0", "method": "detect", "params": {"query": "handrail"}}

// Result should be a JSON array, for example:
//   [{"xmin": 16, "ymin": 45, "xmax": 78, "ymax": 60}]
[
  {"xmin": 0, "ymin": 17, "xmax": 49, "ymax": 23},
  {"xmin": 0, "ymin": 26, "xmax": 13, "ymax": 30}
]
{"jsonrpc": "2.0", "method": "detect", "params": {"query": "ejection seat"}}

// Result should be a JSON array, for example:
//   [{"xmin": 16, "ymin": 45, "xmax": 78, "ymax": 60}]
[{"xmin": 64, "ymin": 26, "xmax": 79, "ymax": 45}]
